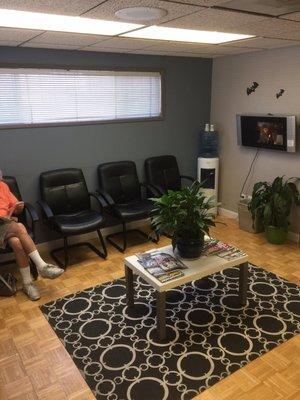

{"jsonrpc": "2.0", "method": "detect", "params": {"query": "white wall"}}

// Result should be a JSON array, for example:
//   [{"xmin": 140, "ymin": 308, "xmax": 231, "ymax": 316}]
[{"xmin": 211, "ymin": 46, "xmax": 300, "ymax": 233}]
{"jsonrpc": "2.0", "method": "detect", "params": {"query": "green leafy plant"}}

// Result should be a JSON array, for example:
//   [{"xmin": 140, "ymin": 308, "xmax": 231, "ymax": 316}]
[
  {"xmin": 151, "ymin": 181, "xmax": 217, "ymax": 246},
  {"xmin": 248, "ymin": 176, "xmax": 300, "ymax": 230}
]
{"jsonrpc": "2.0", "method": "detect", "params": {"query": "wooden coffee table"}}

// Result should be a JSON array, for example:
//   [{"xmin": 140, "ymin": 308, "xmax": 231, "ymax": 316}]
[{"xmin": 124, "ymin": 245, "xmax": 249, "ymax": 341}]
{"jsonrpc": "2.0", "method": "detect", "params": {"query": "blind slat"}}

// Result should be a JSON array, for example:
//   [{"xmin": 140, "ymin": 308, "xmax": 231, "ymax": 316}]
[{"xmin": 0, "ymin": 68, "xmax": 162, "ymax": 126}]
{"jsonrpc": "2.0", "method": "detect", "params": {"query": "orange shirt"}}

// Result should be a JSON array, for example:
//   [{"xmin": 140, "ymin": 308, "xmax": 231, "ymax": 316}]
[{"xmin": 0, "ymin": 181, "xmax": 18, "ymax": 217}]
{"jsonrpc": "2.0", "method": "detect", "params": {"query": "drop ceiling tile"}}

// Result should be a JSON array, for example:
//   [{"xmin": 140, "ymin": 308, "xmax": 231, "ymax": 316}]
[
  {"xmin": 162, "ymin": 0, "xmax": 232, "ymax": 5},
  {"xmin": 84, "ymin": 0, "xmax": 202, "ymax": 25},
  {"xmin": 239, "ymin": 18, "xmax": 300, "ymax": 40},
  {"xmin": 24, "ymin": 31, "xmax": 109, "ymax": 46},
  {"xmin": 281, "ymin": 12, "xmax": 300, "ymax": 22},
  {"xmin": 81, "ymin": 46, "xmax": 135, "ymax": 54},
  {"xmin": 219, "ymin": 0, "xmax": 300, "ymax": 17},
  {"xmin": 224, "ymin": 37, "xmax": 300, "ymax": 49},
  {"xmin": 0, "ymin": 27, "xmax": 43, "ymax": 41},
  {"xmin": 141, "ymin": 41, "xmax": 221, "ymax": 53},
  {"xmin": 84, "ymin": 37, "xmax": 164, "ymax": 51},
  {"xmin": 21, "ymin": 42, "xmax": 80, "ymax": 50},
  {"xmin": 211, "ymin": 45, "xmax": 262, "ymax": 55},
  {"xmin": 131, "ymin": 48, "xmax": 213, "ymax": 57},
  {"xmin": 141, "ymin": 40, "xmax": 262, "ymax": 54},
  {"xmin": 0, "ymin": 1, "xmax": 103, "ymax": 16},
  {"xmin": 162, "ymin": 8, "xmax": 268, "ymax": 33},
  {"xmin": 0, "ymin": 40, "xmax": 20, "ymax": 46}
]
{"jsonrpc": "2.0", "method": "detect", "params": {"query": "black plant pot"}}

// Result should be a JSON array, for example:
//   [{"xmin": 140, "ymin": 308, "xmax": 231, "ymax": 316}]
[{"xmin": 176, "ymin": 235, "xmax": 205, "ymax": 259}]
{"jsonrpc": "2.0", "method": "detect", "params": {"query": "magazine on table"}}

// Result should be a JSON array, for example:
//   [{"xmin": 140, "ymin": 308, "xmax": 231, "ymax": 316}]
[
  {"xmin": 136, "ymin": 250, "xmax": 187, "ymax": 283},
  {"xmin": 203, "ymin": 238, "xmax": 246, "ymax": 260}
]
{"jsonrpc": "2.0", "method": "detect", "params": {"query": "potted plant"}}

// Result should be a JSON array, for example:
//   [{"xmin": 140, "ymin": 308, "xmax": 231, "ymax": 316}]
[
  {"xmin": 151, "ymin": 181, "xmax": 217, "ymax": 259},
  {"xmin": 248, "ymin": 176, "xmax": 300, "ymax": 244}
]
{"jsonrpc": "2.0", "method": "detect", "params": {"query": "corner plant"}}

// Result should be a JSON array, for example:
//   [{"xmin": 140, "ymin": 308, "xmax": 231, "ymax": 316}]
[
  {"xmin": 248, "ymin": 176, "xmax": 300, "ymax": 243},
  {"xmin": 151, "ymin": 181, "xmax": 217, "ymax": 254}
]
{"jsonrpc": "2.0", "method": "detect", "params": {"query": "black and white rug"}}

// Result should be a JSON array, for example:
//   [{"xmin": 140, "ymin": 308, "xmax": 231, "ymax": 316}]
[{"xmin": 41, "ymin": 264, "xmax": 300, "ymax": 400}]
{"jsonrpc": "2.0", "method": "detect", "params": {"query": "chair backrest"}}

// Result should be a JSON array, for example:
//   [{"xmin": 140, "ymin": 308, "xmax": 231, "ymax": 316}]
[
  {"xmin": 40, "ymin": 168, "xmax": 90, "ymax": 215},
  {"xmin": 145, "ymin": 155, "xmax": 181, "ymax": 192},
  {"xmin": 98, "ymin": 161, "xmax": 141, "ymax": 204},
  {"xmin": 2, "ymin": 176, "xmax": 27, "ymax": 225}
]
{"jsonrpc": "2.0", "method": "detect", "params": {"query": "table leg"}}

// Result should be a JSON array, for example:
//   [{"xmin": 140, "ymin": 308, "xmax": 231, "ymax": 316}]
[
  {"xmin": 156, "ymin": 291, "xmax": 166, "ymax": 341},
  {"xmin": 239, "ymin": 262, "xmax": 248, "ymax": 306},
  {"xmin": 125, "ymin": 265, "xmax": 134, "ymax": 307}
]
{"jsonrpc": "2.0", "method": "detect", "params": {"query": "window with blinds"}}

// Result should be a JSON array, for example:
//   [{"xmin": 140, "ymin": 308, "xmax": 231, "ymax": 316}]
[{"xmin": 0, "ymin": 68, "xmax": 162, "ymax": 127}]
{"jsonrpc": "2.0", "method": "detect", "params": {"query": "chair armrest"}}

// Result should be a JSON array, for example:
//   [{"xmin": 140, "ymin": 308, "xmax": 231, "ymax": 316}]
[
  {"xmin": 180, "ymin": 175, "xmax": 195, "ymax": 183},
  {"xmin": 24, "ymin": 202, "xmax": 39, "ymax": 239},
  {"xmin": 89, "ymin": 192, "xmax": 106, "ymax": 210},
  {"xmin": 24, "ymin": 202, "xmax": 39, "ymax": 223},
  {"xmin": 140, "ymin": 182, "xmax": 162, "ymax": 197},
  {"xmin": 37, "ymin": 200, "xmax": 54, "ymax": 220},
  {"xmin": 96, "ymin": 190, "xmax": 115, "ymax": 206}
]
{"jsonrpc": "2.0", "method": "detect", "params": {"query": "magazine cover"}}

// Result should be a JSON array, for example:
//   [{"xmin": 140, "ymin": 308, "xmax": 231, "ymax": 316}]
[{"xmin": 136, "ymin": 251, "xmax": 187, "ymax": 280}]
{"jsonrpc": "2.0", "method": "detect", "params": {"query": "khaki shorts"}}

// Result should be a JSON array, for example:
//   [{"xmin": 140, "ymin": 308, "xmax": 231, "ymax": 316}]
[{"xmin": 0, "ymin": 217, "xmax": 13, "ymax": 249}]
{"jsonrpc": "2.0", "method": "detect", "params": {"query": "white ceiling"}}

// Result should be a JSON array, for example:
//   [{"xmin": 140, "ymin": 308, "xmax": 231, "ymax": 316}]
[{"xmin": 0, "ymin": 0, "xmax": 299, "ymax": 58}]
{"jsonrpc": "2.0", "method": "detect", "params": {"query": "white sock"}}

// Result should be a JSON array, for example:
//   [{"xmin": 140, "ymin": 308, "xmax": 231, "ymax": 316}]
[
  {"xmin": 28, "ymin": 250, "xmax": 47, "ymax": 271},
  {"xmin": 19, "ymin": 266, "xmax": 32, "ymax": 285}
]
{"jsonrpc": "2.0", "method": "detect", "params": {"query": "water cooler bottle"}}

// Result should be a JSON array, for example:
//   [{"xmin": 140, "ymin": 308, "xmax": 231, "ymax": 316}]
[{"xmin": 197, "ymin": 126, "xmax": 219, "ymax": 212}]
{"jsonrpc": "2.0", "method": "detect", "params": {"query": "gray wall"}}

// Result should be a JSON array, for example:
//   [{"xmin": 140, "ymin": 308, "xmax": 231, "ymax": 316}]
[
  {"xmin": 211, "ymin": 45, "xmax": 300, "ymax": 233},
  {"xmin": 0, "ymin": 46, "xmax": 212, "ymax": 242}
]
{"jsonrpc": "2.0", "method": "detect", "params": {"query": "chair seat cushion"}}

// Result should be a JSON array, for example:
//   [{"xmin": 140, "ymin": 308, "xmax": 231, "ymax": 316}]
[
  {"xmin": 113, "ymin": 200, "xmax": 154, "ymax": 221},
  {"xmin": 54, "ymin": 210, "xmax": 105, "ymax": 236}
]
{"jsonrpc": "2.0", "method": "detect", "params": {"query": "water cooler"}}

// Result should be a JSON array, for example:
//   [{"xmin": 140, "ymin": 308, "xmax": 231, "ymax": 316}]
[{"xmin": 197, "ymin": 126, "xmax": 219, "ymax": 212}]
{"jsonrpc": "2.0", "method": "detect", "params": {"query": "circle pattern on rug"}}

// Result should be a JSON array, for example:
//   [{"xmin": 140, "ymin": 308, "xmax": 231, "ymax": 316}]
[{"xmin": 41, "ymin": 263, "xmax": 300, "ymax": 400}]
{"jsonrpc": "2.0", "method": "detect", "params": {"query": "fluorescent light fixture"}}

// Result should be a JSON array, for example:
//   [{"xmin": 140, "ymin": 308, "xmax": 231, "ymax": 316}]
[
  {"xmin": 0, "ymin": 9, "xmax": 143, "ymax": 35},
  {"xmin": 122, "ymin": 26, "xmax": 254, "ymax": 44}
]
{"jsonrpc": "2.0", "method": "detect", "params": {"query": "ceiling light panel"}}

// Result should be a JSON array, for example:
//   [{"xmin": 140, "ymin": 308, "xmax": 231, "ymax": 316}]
[
  {"xmin": 123, "ymin": 26, "xmax": 254, "ymax": 44},
  {"xmin": 0, "ymin": 9, "xmax": 143, "ymax": 35}
]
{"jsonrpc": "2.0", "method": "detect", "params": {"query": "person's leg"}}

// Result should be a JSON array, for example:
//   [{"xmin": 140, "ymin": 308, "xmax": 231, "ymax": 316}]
[
  {"xmin": 8, "ymin": 237, "xmax": 40, "ymax": 301},
  {"xmin": 5, "ymin": 222, "xmax": 64, "ymax": 279}
]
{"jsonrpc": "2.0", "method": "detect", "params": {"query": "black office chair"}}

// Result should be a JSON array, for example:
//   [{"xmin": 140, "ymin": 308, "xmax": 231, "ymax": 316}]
[
  {"xmin": 144, "ymin": 155, "xmax": 195, "ymax": 195},
  {"xmin": 97, "ymin": 161, "xmax": 159, "ymax": 253},
  {"xmin": 38, "ymin": 168, "xmax": 107, "ymax": 269},
  {"xmin": 0, "ymin": 176, "xmax": 39, "ymax": 280}
]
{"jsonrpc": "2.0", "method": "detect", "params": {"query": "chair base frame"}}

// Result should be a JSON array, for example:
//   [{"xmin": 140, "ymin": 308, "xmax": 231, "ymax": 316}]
[
  {"xmin": 51, "ymin": 230, "xmax": 107, "ymax": 269},
  {"xmin": 106, "ymin": 223, "xmax": 159, "ymax": 253}
]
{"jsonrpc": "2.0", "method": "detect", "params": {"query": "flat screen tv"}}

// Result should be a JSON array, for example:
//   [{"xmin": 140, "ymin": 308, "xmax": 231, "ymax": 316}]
[{"xmin": 237, "ymin": 114, "xmax": 296, "ymax": 152}]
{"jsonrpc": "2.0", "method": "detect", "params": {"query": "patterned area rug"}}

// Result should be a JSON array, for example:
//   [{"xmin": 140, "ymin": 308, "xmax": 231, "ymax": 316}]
[{"xmin": 41, "ymin": 264, "xmax": 300, "ymax": 400}]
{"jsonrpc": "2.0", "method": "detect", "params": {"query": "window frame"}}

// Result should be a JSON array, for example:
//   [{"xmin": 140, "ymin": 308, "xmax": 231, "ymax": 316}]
[{"xmin": 0, "ymin": 64, "xmax": 165, "ymax": 130}]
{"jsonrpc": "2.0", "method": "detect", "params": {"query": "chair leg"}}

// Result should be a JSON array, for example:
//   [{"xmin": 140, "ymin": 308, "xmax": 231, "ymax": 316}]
[
  {"xmin": 29, "ymin": 260, "xmax": 38, "ymax": 281},
  {"xmin": 96, "ymin": 229, "xmax": 108, "ymax": 259},
  {"xmin": 106, "ymin": 222, "xmax": 127, "ymax": 253},
  {"xmin": 51, "ymin": 232, "xmax": 107, "ymax": 269},
  {"xmin": 64, "ymin": 237, "xmax": 69, "ymax": 268},
  {"xmin": 106, "ymin": 223, "xmax": 159, "ymax": 253}
]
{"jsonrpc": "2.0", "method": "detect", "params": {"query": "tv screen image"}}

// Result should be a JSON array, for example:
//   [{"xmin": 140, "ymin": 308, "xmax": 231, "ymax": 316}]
[{"xmin": 237, "ymin": 115, "xmax": 296, "ymax": 153}]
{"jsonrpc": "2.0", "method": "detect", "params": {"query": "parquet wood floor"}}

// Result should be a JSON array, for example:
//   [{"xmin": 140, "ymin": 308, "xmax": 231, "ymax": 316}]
[{"xmin": 0, "ymin": 216, "xmax": 299, "ymax": 400}]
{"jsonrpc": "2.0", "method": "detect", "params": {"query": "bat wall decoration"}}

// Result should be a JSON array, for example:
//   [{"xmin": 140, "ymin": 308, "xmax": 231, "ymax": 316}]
[
  {"xmin": 276, "ymin": 89, "xmax": 285, "ymax": 99},
  {"xmin": 246, "ymin": 82, "xmax": 259, "ymax": 95}
]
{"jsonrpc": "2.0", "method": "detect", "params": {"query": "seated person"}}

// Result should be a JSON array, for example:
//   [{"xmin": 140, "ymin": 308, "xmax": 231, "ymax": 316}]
[{"xmin": 0, "ymin": 170, "xmax": 64, "ymax": 301}]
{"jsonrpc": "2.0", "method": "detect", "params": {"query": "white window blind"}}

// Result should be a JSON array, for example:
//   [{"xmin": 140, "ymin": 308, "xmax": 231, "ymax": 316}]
[{"xmin": 0, "ymin": 68, "xmax": 162, "ymax": 127}]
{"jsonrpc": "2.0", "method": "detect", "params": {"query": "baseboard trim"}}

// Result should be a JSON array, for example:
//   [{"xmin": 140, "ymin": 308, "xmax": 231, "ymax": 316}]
[
  {"xmin": 0, "ymin": 219, "xmax": 151, "ymax": 264},
  {"xmin": 218, "ymin": 207, "xmax": 238, "ymax": 219},
  {"xmin": 287, "ymin": 231, "xmax": 300, "ymax": 244},
  {"xmin": 218, "ymin": 207, "xmax": 299, "ymax": 244},
  {"xmin": 37, "ymin": 218, "xmax": 150, "ymax": 253}
]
